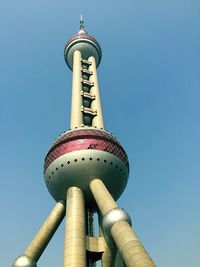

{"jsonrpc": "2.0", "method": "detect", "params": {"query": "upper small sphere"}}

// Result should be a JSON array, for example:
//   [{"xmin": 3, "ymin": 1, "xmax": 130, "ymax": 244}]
[{"xmin": 64, "ymin": 17, "xmax": 102, "ymax": 70}]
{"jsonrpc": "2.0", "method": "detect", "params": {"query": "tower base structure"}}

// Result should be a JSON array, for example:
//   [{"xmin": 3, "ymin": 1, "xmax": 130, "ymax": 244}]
[{"xmin": 13, "ymin": 179, "xmax": 156, "ymax": 267}]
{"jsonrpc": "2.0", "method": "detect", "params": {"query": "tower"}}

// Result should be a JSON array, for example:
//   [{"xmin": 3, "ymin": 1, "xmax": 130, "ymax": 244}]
[{"xmin": 13, "ymin": 17, "xmax": 156, "ymax": 267}]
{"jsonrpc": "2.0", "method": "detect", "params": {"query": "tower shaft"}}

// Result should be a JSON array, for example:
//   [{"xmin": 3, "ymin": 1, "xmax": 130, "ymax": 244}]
[
  {"xmin": 70, "ymin": 51, "xmax": 104, "ymax": 129},
  {"xmin": 70, "ymin": 50, "xmax": 83, "ymax": 129},
  {"xmin": 88, "ymin": 56, "xmax": 104, "ymax": 128}
]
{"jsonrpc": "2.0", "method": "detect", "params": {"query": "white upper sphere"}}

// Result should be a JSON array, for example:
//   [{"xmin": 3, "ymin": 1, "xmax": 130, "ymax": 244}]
[{"xmin": 64, "ymin": 32, "xmax": 102, "ymax": 69}]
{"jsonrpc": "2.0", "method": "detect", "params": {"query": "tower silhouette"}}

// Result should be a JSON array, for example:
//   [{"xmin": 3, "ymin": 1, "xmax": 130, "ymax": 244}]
[{"xmin": 13, "ymin": 17, "xmax": 156, "ymax": 267}]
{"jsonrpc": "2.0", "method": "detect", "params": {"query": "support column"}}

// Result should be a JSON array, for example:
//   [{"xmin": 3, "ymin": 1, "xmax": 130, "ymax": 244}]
[
  {"xmin": 90, "ymin": 180, "xmax": 117, "ymax": 216},
  {"xmin": 70, "ymin": 50, "xmax": 83, "ymax": 129},
  {"xmin": 100, "ymin": 213, "xmax": 117, "ymax": 267},
  {"xmin": 114, "ymin": 250, "xmax": 125, "ymax": 267},
  {"xmin": 91, "ymin": 182, "xmax": 117, "ymax": 267},
  {"xmin": 101, "ymin": 245, "xmax": 116, "ymax": 267},
  {"xmin": 24, "ymin": 201, "xmax": 65, "ymax": 262},
  {"xmin": 111, "ymin": 221, "xmax": 155, "ymax": 267},
  {"xmin": 90, "ymin": 179, "xmax": 156, "ymax": 267},
  {"xmin": 64, "ymin": 187, "xmax": 86, "ymax": 267},
  {"xmin": 88, "ymin": 56, "xmax": 104, "ymax": 128}
]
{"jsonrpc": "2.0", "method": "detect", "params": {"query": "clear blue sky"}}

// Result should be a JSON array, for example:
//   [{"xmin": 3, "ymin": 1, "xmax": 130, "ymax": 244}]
[{"xmin": 1, "ymin": 1, "xmax": 200, "ymax": 266}]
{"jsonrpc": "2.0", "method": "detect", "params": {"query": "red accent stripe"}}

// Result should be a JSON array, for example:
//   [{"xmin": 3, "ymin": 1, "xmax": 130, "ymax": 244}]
[{"xmin": 44, "ymin": 137, "xmax": 128, "ymax": 172}]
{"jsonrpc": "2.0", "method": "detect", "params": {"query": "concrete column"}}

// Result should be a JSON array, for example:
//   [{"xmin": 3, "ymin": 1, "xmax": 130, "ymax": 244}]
[
  {"xmin": 98, "ymin": 211, "xmax": 116, "ymax": 267},
  {"xmin": 64, "ymin": 187, "xmax": 86, "ymax": 267},
  {"xmin": 70, "ymin": 50, "xmax": 83, "ymax": 129},
  {"xmin": 114, "ymin": 250, "xmax": 125, "ymax": 267},
  {"xmin": 24, "ymin": 201, "xmax": 65, "ymax": 262},
  {"xmin": 91, "ymin": 180, "xmax": 117, "ymax": 267},
  {"xmin": 111, "ymin": 221, "xmax": 155, "ymax": 267},
  {"xmin": 90, "ymin": 179, "xmax": 117, "ymax": 216},
  {"xmin": 88, "ymin": 56, "xmax": 104, "ymax": 129},
  {"xmin": 98, "ymin": 212, "xmax": 104, "ymax": 237},
  {"xmin": 101, "ymin": 245, "xmax": 116, "ymax": 267},
  {"xmin": 90, "ymin": 179, "xmax": 156, "ymax": 267}
]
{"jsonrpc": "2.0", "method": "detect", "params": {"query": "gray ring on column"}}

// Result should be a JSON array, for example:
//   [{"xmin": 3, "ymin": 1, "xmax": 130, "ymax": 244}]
[
  {"xmin": 102, "ymin": 207, "xmax": 132, "ymax": 237},
  {"xmin": 12, "ymin": 255, "xmax": 37, "ymax": 267}
]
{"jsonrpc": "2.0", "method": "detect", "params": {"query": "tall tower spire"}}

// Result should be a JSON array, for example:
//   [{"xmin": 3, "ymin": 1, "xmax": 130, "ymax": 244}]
[
  {"xmin": 12, "ymin": 19, "xmax": 156, "ymax": 267},
  {"xmin": 80, "ymin": 14, "xmax": 84, "ymax": 30}
]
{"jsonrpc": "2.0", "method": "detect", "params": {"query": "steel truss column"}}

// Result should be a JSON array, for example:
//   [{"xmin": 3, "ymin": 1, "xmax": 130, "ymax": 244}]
[
  {"xmin": 64, "ymin": 187, "xmax": 86, "ymax": 267},
  {"xmin": 90, "ymin": 179, "xmax": 156, "ymax": 267}
]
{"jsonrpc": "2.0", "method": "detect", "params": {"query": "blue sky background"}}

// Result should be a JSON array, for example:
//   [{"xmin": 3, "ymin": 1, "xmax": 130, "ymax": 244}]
[{"xmin": 1, "ymin": 0, "xmax": 200, "ymax": 266}]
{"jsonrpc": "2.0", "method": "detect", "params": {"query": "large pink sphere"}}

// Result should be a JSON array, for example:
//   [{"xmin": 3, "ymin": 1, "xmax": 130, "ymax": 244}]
[{"xmin": 44, "ymin": 127, "xmax": 129, "ymax": 207}]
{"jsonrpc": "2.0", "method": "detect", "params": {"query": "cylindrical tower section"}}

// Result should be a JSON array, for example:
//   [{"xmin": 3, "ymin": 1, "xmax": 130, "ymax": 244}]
[
  {"xmin": 64, "ymin": 18, "xmax": 103, "ymax": 128},
  {"xmin": 70, "ymin": 50, "xmax": 83, "ymax": 129},
  {"xmin": 24, "ymin": 201, "xmax": 65, "ymax": 262},
  {"xmin": 89, "ymin": 56, "xmax": 104, "ymax": 128},
  {"xmin": 64, "ymin": 187, "xmax": 86, "ymax": 267},
  {"xmin": 90, "ymin": 179, "xmax": 117, "ymax": 215},
  {"xmin": 90, "ymin": 179, "xmax": 156, "ymax": 267},
  {"xmin": 101, "ymin": 245, "xmax": 117, "ymax": 267},
  {"xmin": 111, "ymin": 221, "xmax": 155, "ymax": 267}
]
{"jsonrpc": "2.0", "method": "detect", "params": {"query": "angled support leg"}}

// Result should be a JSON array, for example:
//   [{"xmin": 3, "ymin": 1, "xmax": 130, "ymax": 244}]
[
  {"xmin": 114, "ymin": 250, "xmax": 125, "ymax": 267},
  {"xmin": 101, "ymin": 245, "xmax": 117, "ymax": 267},
  {"xmin": 13, "ymin": 201, "xmax": 65, "ymax": 267},
  {"xmin": 90, "ymin": 179, "xmax": 156, "ymax": 267}
]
